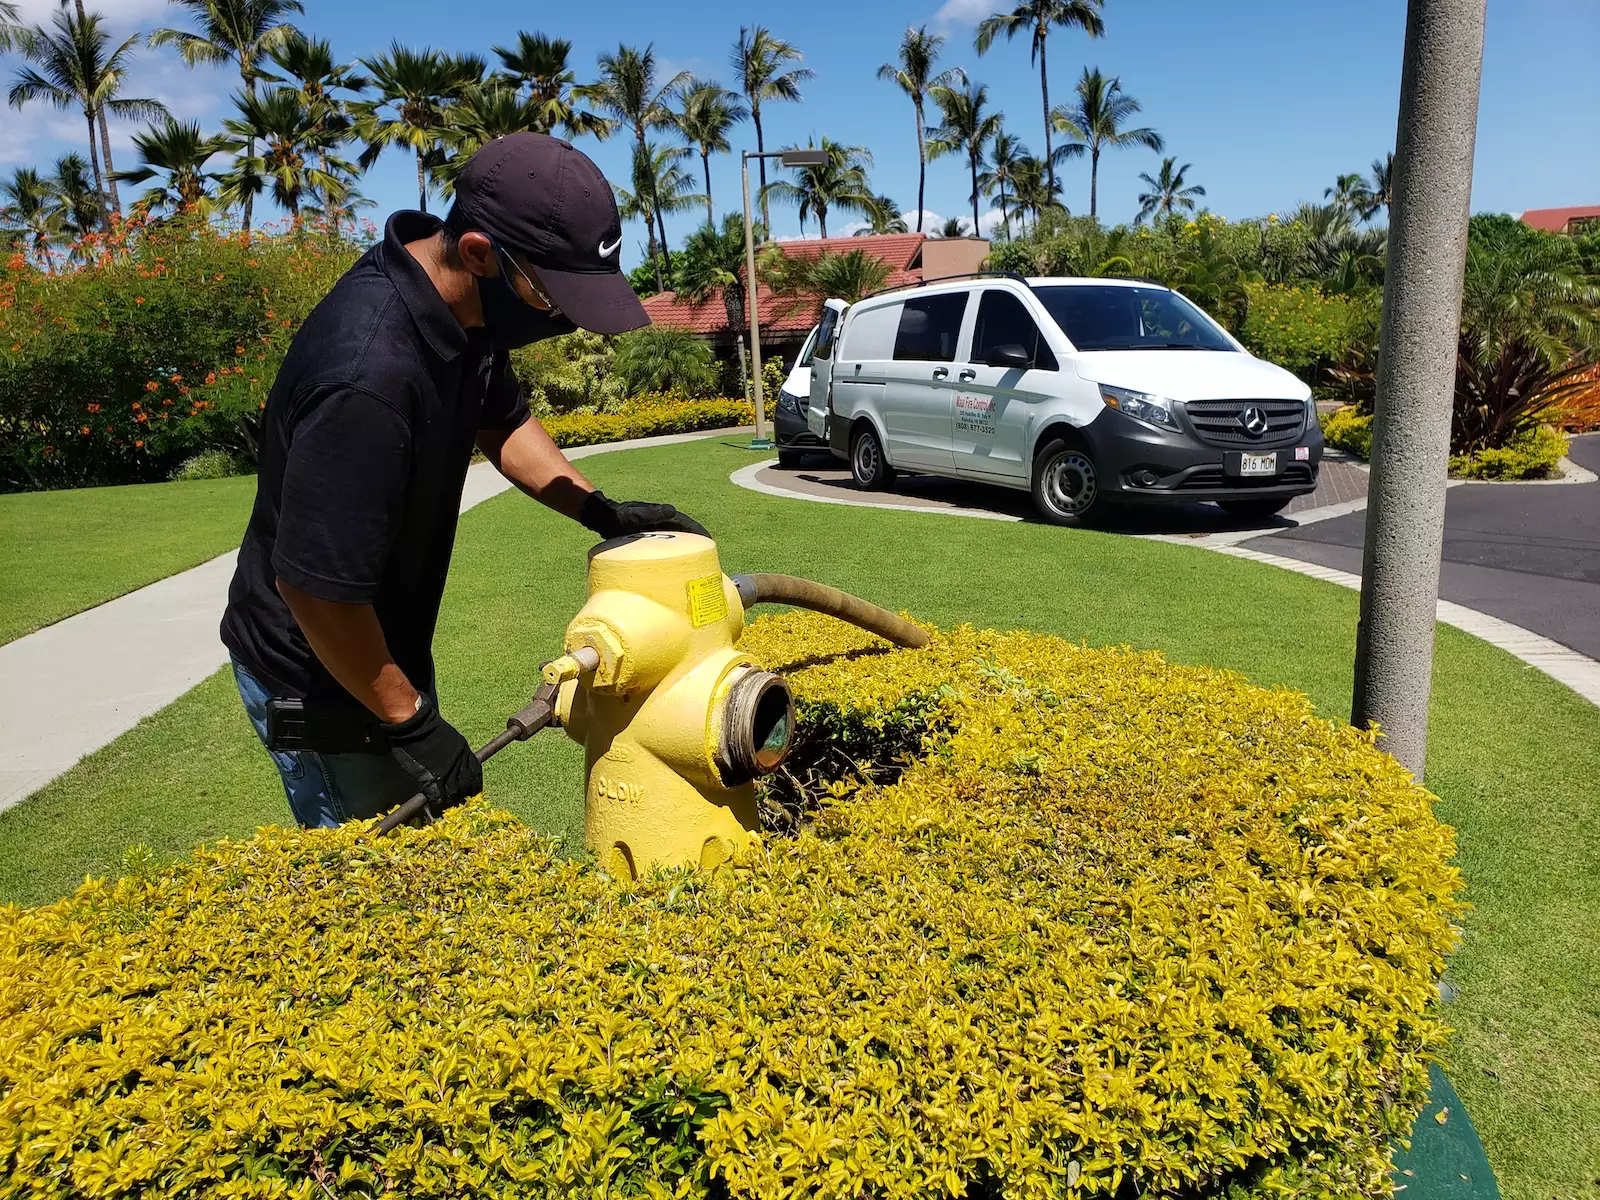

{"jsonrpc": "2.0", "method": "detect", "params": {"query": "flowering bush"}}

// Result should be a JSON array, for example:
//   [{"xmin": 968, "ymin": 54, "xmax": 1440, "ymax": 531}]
[
  {"xmin": 1320, "ymin": 406, "xmax": 1374, "ymax": 458},
  {"xmin": 540, "ymin": 394, "xmax": 754, "ymax": 448},
  {"xmin": 1448, "ymin": 423, "xmax": 1568, "ymax": 479},
  {"xmin": 0, "ymin": 219, "xmax": 361, "ymax": 491},
  {"xmin": 1237, "ymin": 283, "xmax": 1379, "ymax": 383},
  {"xmin": 0, "ymin": 611, "xmax": 1462, "ymax": 1198}
]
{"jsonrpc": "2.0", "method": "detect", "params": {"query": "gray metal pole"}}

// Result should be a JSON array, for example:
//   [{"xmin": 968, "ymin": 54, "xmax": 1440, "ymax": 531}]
[{"xmin": 1351, "ymin": 0, "xmax": 1486, "ymax": 777}]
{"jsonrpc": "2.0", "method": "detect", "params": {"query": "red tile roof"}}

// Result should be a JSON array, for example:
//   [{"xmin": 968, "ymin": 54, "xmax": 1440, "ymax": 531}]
[
  {"xmin": 1520, "ymin": 205, "xmax": 1600, "ymax": 233},
  {"xmin": 642, "ymin": 233, "xmax": 927, "ymax": 336}
]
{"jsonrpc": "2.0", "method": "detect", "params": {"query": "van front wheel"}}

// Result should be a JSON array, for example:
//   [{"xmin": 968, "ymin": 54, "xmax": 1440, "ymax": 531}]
[
  {"xmin": 1031, "ymin": 439, "xmax": 1105, "ymax": 525},
  {"xmin": 851, "ymin": 425, "xmax": 896, "ymax": 491}
]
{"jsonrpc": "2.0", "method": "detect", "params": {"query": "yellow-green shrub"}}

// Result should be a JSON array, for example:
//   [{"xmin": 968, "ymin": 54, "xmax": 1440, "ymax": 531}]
[
  {"xmin": 540, "ymin": 395, "xmax": 754, "ymax": 449},
  {"xmin": 0, "ymin": 613, "xmax": 1463, "ymax": 1199},
  {"xmin": 1448, "ymin": 424, "xmax": 1568, "ymax": 479},
  {"xmin": 1320, "ymin": 406, "xmax": 1374, "ymax": 458}
]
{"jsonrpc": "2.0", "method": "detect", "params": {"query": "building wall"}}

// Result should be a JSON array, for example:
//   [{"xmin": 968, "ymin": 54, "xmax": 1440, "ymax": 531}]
[{"xmin": 920, "ymin": 238, "xmax": 991, "ymax": 280}]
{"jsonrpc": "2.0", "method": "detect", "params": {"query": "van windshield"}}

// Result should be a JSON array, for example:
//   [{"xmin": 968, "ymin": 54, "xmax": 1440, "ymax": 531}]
[{"xmin": 1033, "ymin": 285, "xmax": 1236, "ymax": 352}]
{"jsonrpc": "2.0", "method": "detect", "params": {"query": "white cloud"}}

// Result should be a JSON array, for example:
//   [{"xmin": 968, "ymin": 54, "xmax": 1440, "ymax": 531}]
[{"xmin": 931, "ymin": 0, "xmax": 993, "ymax": 26}]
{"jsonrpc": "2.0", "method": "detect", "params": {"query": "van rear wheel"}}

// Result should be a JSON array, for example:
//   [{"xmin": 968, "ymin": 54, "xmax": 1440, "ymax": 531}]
[
  {"xmin": 850, "ymin": 425, "xmax": 896, "ymax": 490},
  {"xmin": 1031, "ymin": 438, "xmax": 1106, "ymax": 525}
]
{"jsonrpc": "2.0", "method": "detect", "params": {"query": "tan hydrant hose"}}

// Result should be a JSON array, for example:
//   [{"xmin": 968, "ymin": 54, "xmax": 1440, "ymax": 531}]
[{"xmin": 731, "ymin": 573, "xmax": 930, "ymax": 649}]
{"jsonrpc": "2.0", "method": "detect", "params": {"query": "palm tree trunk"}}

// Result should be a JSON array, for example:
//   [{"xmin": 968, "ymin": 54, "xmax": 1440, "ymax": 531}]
[
  {"xmin": 243, "ymin": 69, "xmax": 258, "ymax": 232},
  {"xmin": 753, "ymin": 104, "xmax": 768, "ymax": 232},
  {"xmin": 914, "ymin": 98, "xmax": 926, "ymax": 234},
  {"xmin": 818, "ymin": 202, "xmax": 827, "ymax": 240},
  {"xmin": 1039, "ymin": 26, "xmax": 1054, "ymax": 198},
  {"xmin": 656, "ymin": 204, "xmax": 672, "ymax": 278},
  {"xmin": 416, "ymin": 149, "xmax": 428, "ymax": 213},
  {"xmin": 999, "ymin": 182, "xmax": 1009, "ymax": 237},
  {"xmin": 701, "ymin": 150, "xmax": 714, "ymax": 227},
  {"xmin": 646, "ymin": 222, "xmax": 663, "ymax": 292},
  {"xmin": 970, "ymin": 154, "xmax": 980, "ymax": 234},
  {"xmin": 1090, "ymin": 146, "xmax": 1098, "ymax": 220},
  {"xmin": 82, "ymin": 113, "xmax": 108, "ymax": 230},
  {"xmin": 96, "ymin": 108, "xmax": 121, "ymax": 220}
]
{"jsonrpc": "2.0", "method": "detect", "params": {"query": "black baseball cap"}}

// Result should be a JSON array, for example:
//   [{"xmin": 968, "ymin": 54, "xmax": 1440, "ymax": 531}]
[{"xmin": 453, "ymin": 133, "xmax": 648, "ymax": 335}]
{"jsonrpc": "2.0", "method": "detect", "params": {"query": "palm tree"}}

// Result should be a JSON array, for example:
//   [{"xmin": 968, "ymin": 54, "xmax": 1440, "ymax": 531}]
[
  {"xmin": 1009, "ymin": 153, "xmax": 1061, "ymax": 235},
  {"xmin": 354, "ymin": 44, "xmax": 483, "ymax": 213},
  {"xmin": 614, "ymin": 141, "xmax": 703, "ymax": 289},
  {"xmin": 978, "ymin": 128, "xmax": 1027, "ymax": 237},
  {"xmin": 975, "ymin": 0, "xmax": 1104, "ymax": 201},
  {"xmin": 877, "ymin": 26, "xmax": 963, "ymax": 235},
  {"xmin": 225, "ymin": 87, "xmax": 355, "ymax": 225},
  {"xmin": 1360, "ymin": 153, "xmax": 1394, "ymax": 222},
  {"xmin": 927, "ymin": 81, "xmax": 1002, "ymax": 236},
  {"xmin": 582, "ymin": 44, "xmax": 691, "ymax": 286},
  {"xmin": 49, "ymin": 152, "xmax": 102, "ymax": 243},
  {"xmin": 672, "ymin": 78, "xmax": 747, "ymax": 227},
  {"xmin": 936, "ymin": 216, "xmax": 968, "ymax": 238},
  {"xmin": 439, "ymin": 81, "xmax": 547, "ymax": 167},
  {"xmin": 0, "ymin": 167, "xmax": 60, "ymax": 270},
  {"xmin": 1325, "ymin": 172, "xmax": 1370, "ymax": 217},
  {"xmin": 1135, "ymin": 157, "xmax": 1204, "ymax": 223},
  {"xmin": 761, "ymin": 138, "xmax": 873, "ymax": 239},
  {"xmin": 856, "ymin": 195, "xmax": 909, "ymax": 235},
  {"xmin": 675, "ymin": 212, "xmax": 756, "ymax": 390},
  {"xmin": 1050, "ymin": 67, "xmax": 1163, "ymax": 220},
  {"xmin": 111, "ymin": 117, "xmax": 231, "ymax": 218},
  {"xmin": 9, "ymin": 11, "xmax": 169, "ymax": 228},
  {"xmin": 0, "ymin": 1, "xmax": 23, "ymax": 52},
  {"xmin": 803, "ymin": 248, "xmax": 892, "ymax": 302},
  {"xmin": 491, "ymin": 32, "xmax": 610, "ymax": 140},
  {"xmin": 267, "ymin": 32, "xmax": 368, "ymax": 230},
  {"xmin": 730, "ymin": 26, "xmax": 813, "ymax": 231},
  {"xmin": 149, "ymin": 0, "xmax": 303, "ymax": 233}
]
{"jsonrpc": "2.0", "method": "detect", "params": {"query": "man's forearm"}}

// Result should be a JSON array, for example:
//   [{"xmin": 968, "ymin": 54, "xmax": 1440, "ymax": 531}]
[
  {"xmin": 276, "ymin": 579, "xmax": 420, "ymax": 723},
  {"xmin": 477, "ymin": 419, "xmax": 595, "ymax": 520}
]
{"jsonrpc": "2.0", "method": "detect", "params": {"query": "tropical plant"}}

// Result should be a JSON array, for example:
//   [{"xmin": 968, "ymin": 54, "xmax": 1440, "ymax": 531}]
[
  {"xmin": 491, "ymin": 32, "xmax": 610, "ymax": 140},
  {"xmin": 978, "ymin": 128, "xmax": 1027, "ymax": 237},
  {"xmin": 224, "ymin": 87, "xmax": 356, "ymax": 224},
  {"xmin": 612, "ymin": 325, "xmax": 720, "ymax": 395},
  {"xmin": 149, "ymin": 0, "xmax": 304, "ymax": 232},
  {"xmin": 265, "ymin": 32, "xmax": 368, "ymax": 229},
  {"xmin": 1360, "ymin": 152, "xmax": 1393, "ymax": 222},
  {"xmin": 1135, "ymin": 157, "xmax": 1204, "ymax": 223},
  {"xmin": 671, "ymin": 78, "xmax": 747, "ymax": 227},
  {"xmin": 801, "ymin": 248, "xmax": 892, "ymax": 302},
  {"xmin": 674, "ymin": 212, "xmax": 755, "ymax": 388},
  {"xmin": 354, "ymin": 43, "xmax": 483, "ymax": 213},
  {"xmin": 876, "ymin": 26, "xmax": 963, "ymax": 235},
  {"xmin": 0, "ymin": 0, "xmax": 22, "ymax": 52},
  {"xmin": 1050, "ymin": 67, "xmax": 1162, "ymax": 219},
  {"xmin": 582, "ymin": 44, "xmax": 691, "ymax": 286},
  {"xmin": 1324, "ymin": 171, "xmax": 1371, "ymax": 218},
  {"xmin": 8, "ymin": 10, "xmax": 170, "ymax": 228},
  {"xmin": 1453, "ymin": 217, "xmax": 1600, "ymax": 451},
  {"xmin": 111, "ymin": 118, "xmax": 231, "ymax": 219},
  {"xmin": 614, "ymin": 141, "xmax": 703, "ymax": 290},
  {"xmin": 730, "ymin": 26, "xmax": 813, "ymax": 231},
  {"xmin": 48, "ymin": 152, "xmax": 102, "ymax": 243},
  {"xmin": 857, "ymin": 195, "xmax": 909, "ymax": 235},
  {"xmin": 436, "ymin": 82, "xmax": 550, "ymax": 187},
  {"xmin": 927, "ymin": 81, "xmax": 1003, "ymax": 236},
  {"xmin": 937, "ymin": 216, "xmax": 968, "ymax": 238},
  {"xmin": 1008, "ymin": 153, "xmax": 1060, "ymax": 235},
  {"xmin": 0, "ymin": 167, "xmax": 60, "ymax": 270},
  {"xmin": 761, "ymin": 138, "xmax": 873, "ymax": 239},
  {"xmin": 974, "ymin": 0, "xmax": 1104, "ymax": 200}
]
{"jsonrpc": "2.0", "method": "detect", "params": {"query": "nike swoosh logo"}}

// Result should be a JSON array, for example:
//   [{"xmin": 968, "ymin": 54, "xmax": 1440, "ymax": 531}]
[{"xmin": 598, "ymin": 237, "xmax": 621, "ymax": 258}]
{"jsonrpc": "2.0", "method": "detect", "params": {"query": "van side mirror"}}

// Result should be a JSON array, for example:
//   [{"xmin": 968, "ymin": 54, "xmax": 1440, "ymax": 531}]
[{"xmin": 986, "ymin": 343, "xmax": 1032, "ymax": 369}]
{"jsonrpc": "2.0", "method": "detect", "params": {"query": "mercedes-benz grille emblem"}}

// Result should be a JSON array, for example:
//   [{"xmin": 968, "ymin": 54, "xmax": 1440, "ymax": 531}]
[{"xmin": 1239, "ymin": 406, "xmax": 1270, "ymax": 437}]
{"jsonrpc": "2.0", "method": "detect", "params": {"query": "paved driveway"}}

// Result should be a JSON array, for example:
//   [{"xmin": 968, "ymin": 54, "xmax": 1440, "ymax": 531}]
[{"xmin": 1242, "ymin": 433, "xmax": 1600, "ymax": 659}]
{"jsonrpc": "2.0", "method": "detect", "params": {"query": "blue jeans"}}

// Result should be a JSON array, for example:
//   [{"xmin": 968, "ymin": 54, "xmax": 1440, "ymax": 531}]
[{"xmin": 231, "ymin": 658, "xmax": 422, "ymax": 829}]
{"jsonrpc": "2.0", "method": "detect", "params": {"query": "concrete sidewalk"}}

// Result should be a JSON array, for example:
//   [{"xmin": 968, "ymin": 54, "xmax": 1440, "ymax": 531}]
[{"xmin": 0, "ymin": 427, "xmax": 747, "ymax": 814}]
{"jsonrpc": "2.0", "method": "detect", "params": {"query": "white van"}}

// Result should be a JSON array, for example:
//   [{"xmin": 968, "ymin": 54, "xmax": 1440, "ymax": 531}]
[{"xmin": 806, "ymin": 275, "xmax": 1322, "ymax": 523}]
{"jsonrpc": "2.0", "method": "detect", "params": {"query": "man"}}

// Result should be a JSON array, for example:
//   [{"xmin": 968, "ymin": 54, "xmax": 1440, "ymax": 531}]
[{"xmin": 221, "ymin": 133, "xmax": 706, "ymax": 829}]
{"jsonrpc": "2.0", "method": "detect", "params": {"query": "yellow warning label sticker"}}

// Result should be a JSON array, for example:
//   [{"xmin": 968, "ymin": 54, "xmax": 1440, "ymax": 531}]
[{"xmin": 685, "ymin": 574, "xmax": 728, "ymax": 628}]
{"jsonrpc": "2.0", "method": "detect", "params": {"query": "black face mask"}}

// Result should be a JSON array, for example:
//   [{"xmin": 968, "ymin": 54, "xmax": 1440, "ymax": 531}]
[{"xmin": 476, "ymin": 254, "xmax": 573, "ymax": 349}]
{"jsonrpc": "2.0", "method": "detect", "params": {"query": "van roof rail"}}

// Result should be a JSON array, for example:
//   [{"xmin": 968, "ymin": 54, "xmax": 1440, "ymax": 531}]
[{"xmin": 861, "ymin": 270, "xmax": 1034, "ymax": 301}]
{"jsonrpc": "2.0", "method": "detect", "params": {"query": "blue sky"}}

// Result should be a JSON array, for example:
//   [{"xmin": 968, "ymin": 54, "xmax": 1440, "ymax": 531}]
[{"xmin": 3, "ymin": 0, "xmax": 1596, "ymax": 270}]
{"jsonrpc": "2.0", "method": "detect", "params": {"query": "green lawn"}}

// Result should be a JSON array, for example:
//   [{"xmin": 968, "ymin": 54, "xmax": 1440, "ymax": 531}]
[
  {"xmin": 0, "ymin": 436, "xmax": 1594, "ymax": 1199},
  {"xmin": 0, "ymin": 474, "xmax": 258, "ymax": 645}
]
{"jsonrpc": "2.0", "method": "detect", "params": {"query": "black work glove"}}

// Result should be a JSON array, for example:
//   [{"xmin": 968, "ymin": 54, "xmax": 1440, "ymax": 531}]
[
  {"xmin": 381, "ymin": 697, "xmax": 483, "ymax": 817},
  {"xmin": 579, "ymin": 489, "xmax": 710, "ymax": 540}
]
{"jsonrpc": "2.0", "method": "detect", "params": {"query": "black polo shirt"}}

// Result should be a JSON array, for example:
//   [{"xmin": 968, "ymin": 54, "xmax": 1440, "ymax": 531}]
[{"xmin": 221, "ymin": 211, "xmax": 531, "ymax": 707}]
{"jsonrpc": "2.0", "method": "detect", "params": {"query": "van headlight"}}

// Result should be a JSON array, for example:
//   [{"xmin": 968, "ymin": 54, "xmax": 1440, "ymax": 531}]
[
  {"xmin": 776, "ymin": 389, "xmax": 801, "ymax": 414},
  {"xmin": 1099, "ymin": 384, "xmax": 1178, "ymax": 430}
]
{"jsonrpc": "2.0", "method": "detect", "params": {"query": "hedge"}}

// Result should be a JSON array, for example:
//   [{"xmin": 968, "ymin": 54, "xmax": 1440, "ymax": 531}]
[
  {"xmin": 541, "ymin": 395, "xmax": 754, "ymax": 448},
  {"xmin": 0, "ymin": 612, "xmax": 1462, "ymax": 1199},
  {"xmin": 1322, "ymin": 408, "xmax": 1569, "ymax": 479}
]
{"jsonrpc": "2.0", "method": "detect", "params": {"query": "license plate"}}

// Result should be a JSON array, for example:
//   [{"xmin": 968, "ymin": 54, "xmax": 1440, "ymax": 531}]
[{"xmin": 1240, "ymin": 453, "xmax": 1277, "ymax": 476}]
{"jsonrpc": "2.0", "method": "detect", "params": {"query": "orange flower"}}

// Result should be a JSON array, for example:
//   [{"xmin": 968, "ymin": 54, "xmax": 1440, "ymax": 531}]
[
  {"xmin": 87, "ymin": 403, "xmax": 100, "ymax": 413},
  {"xmin": 170, "ymin": 374, "xmax": 182, "ymax": 384},
  {"xmin": 131, "ymin": 401, "xmax": 141, "ymax": 411},
  {"xmin": 81, "ymin": 426, "xmax": 91, "ymax": 435},
  {"xmin": 134, "ymin": 440, "xmax": 144, "ymax": 448},
  {"xmin": 204, "ymin": 371, "xmax": 217, "ymax": 385},
  {"xmin": 144, "ymin": 380, "xmax": 158, "ymax": 393},
  {"xmin": 8, "ymin": 343, "xmax": 16, "ymax": 352},
  {"xmin": 178, "ymin": 386, "xmax": 190, "ymax": 396},
  {"xmin": 247, "ymin": 259, "xmax": 259, "ymax": 268},
  {"xmin": 265, "ymin": 310, "xmax": 275, "ymax": 319},
  {"xmin": 134, "ymin": 296, "xmax": 145, "ymax": 305},
  {"xmin": 235, "ymin": 345, "xmax": 244, "ymax": 355}
]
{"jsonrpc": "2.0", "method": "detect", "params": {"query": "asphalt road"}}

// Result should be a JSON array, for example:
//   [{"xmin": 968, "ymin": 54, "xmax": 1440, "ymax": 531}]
[{"xmin": 1241, "ymin": 433, "xmax": 1600, "ymax": 659}]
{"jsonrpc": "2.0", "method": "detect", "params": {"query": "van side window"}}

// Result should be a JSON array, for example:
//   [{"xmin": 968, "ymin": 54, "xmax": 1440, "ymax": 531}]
[
  {"xmin": 893, "ymin": 293, "xmax": 967, "ymax": 362},
  {"xmin": 812, "ymin": 308, "xmax": 839, "ymax": 361},
  {"xmin": 970, "ymin": 290, "xmax": 1058, "ymax": 371}
]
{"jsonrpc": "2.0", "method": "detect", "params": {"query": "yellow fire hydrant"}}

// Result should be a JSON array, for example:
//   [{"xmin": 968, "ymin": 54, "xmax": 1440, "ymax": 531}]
[{"xmin": 545, "ymin": 532, "xmax": 794, "ymax": 878}]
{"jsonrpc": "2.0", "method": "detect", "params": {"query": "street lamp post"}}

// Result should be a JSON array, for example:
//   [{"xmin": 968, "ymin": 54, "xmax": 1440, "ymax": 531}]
[{"xmin": 741, "ymin": 147, "xmax": 829, "ymax": 450}]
